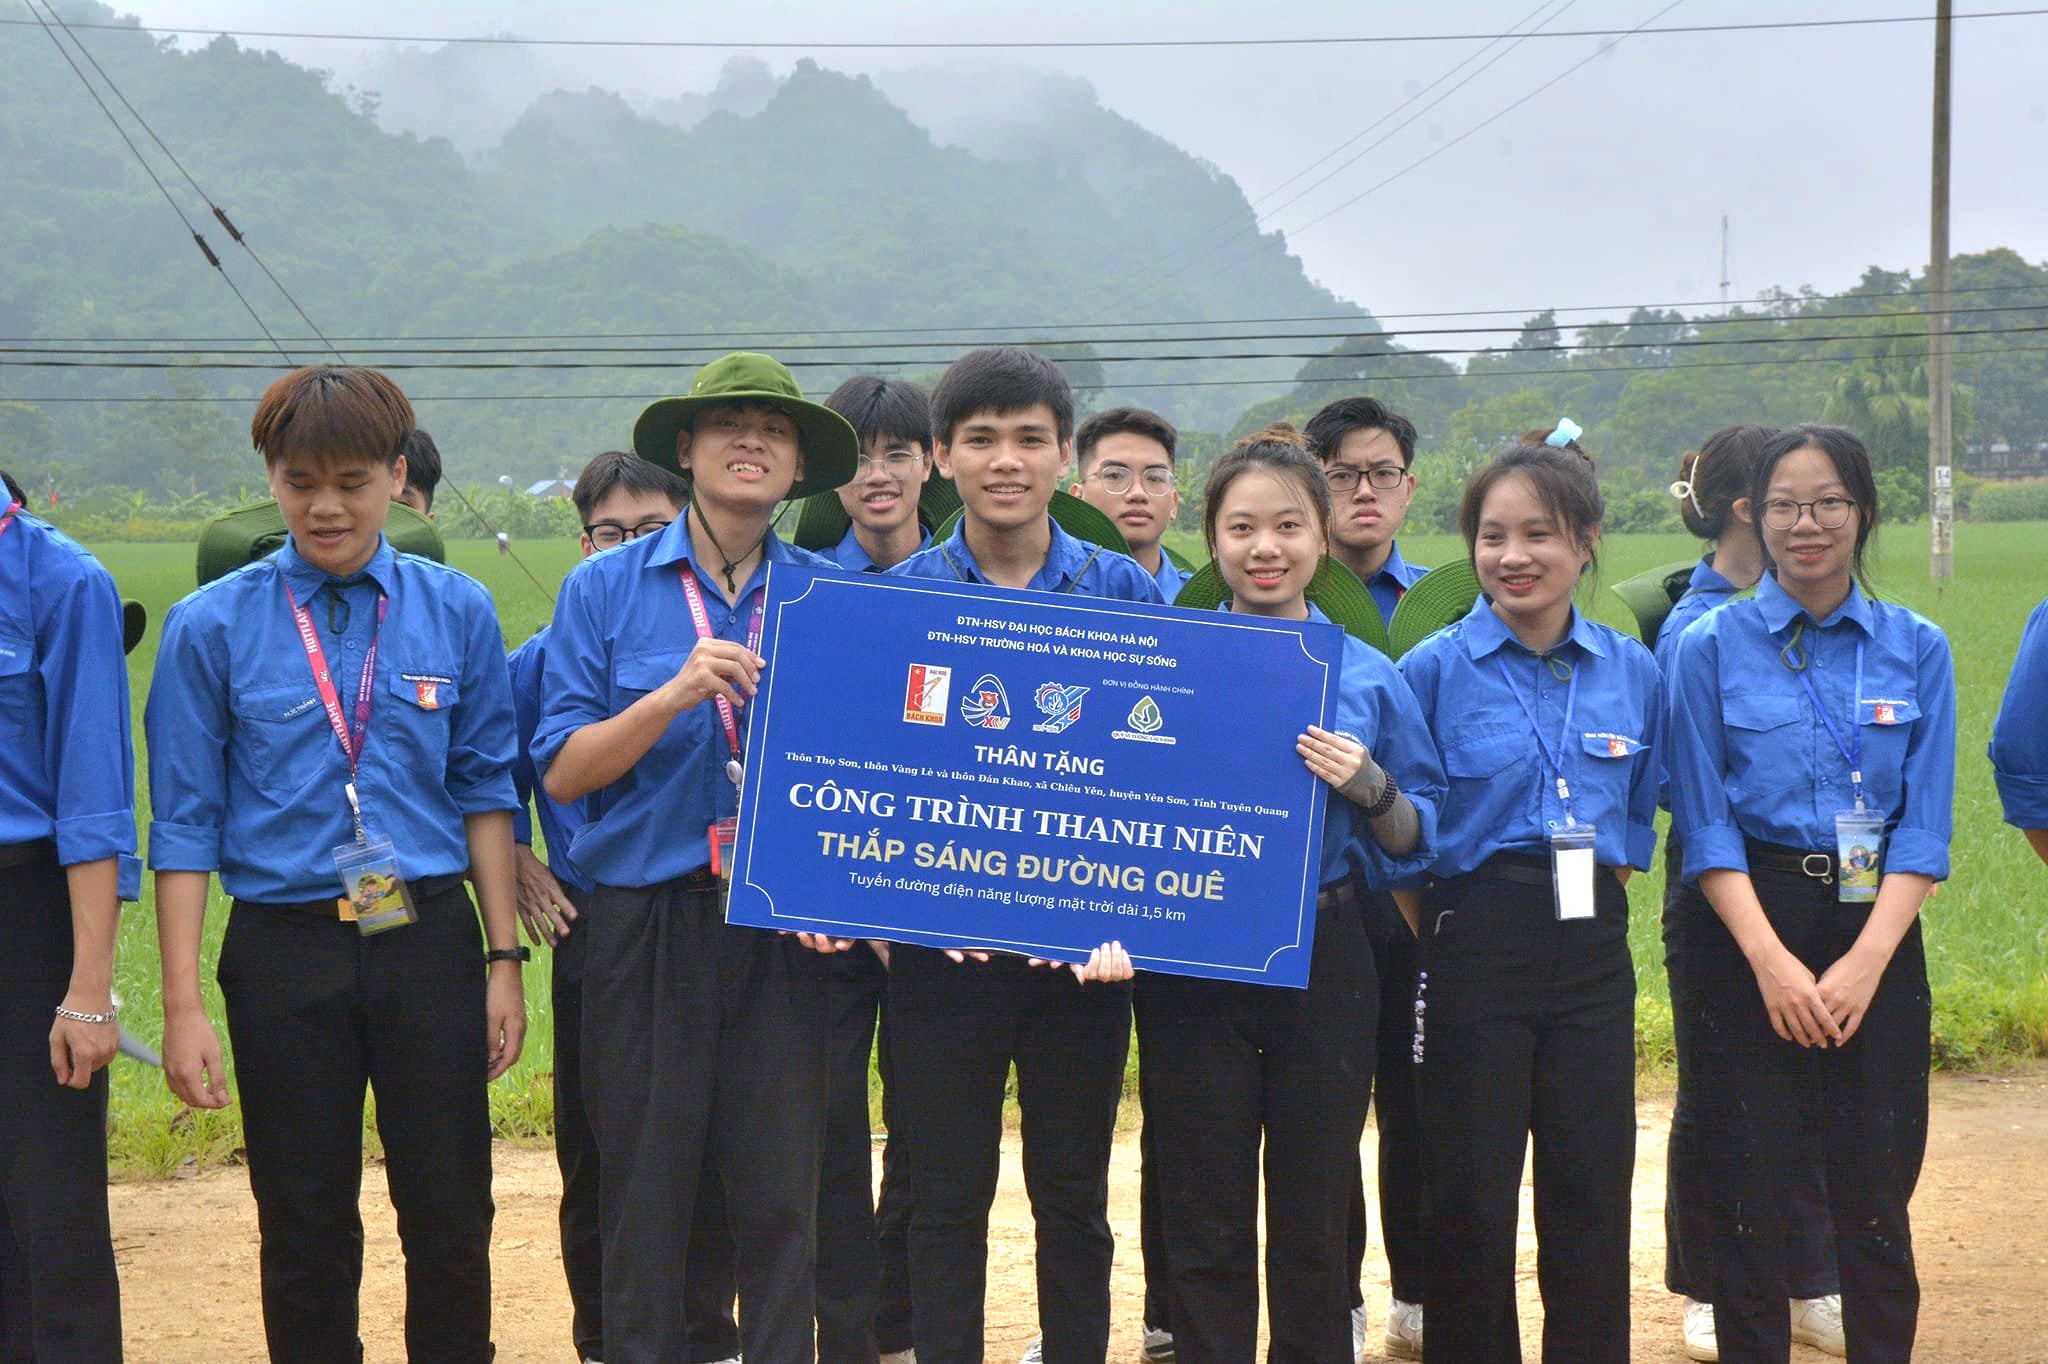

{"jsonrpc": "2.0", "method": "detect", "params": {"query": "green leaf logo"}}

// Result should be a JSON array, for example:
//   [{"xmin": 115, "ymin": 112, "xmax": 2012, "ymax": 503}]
[{"xmin": 1128, "ymin": 696, "xmax": 1164, "ymax": 734}]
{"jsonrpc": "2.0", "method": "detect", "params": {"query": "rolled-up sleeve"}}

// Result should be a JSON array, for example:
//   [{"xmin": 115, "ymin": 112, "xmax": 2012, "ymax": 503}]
[
  {"xmin": 1991, "ymin": 599, "xmax": 2048, "ymax": 831},
  {"xmin": 38, "ymin": 556, "xmax": 137, "ymax": 868},
  {"xmin": 145, "ymin": 601, "xmax": 229, "ymax": 873},
  {"xmin": 1354, "ymin": 664, "xmax": 1446, "ymax": 887},
  {"xmin": 446, "ymin": 589, "xmax": 518, "ymax": 815},
  {"xmin": 1624, "ymin": 654, "xmax": 1664, "ymax": 871},
  {"xmin": 1886, "ymin": 622, "xmax": 1956, "ymax": 879},
  {"xmin": 1669, "ymin": 627, "xmax": 1749, "ymax": 880},
  {"xmin": 531, "ymin": 561, "xmax": 612, "ymax": 778}
]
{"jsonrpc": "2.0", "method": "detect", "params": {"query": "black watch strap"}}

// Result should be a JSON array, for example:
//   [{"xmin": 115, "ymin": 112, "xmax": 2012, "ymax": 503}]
[{"xmin": 485, "ymin": 946, "xmax": 532, "ymax": 965}]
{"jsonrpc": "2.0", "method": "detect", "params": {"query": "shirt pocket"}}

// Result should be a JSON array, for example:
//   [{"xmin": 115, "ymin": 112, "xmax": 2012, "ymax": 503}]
[
  {"xmin": 0, "ymin": 632, "xmax": 33, "ymax": 739},
  {"xmin": 384, "ymin": 667, "xmax": 462, "ymax": 774},
  {"xmin": 230, "ymin": 682, "xmax": 325, "ymax": 791},
  {"xmin": 613, "ymin": 650, "xmax": 688, "ymax": 701},
  {"xmin": 1721, "ymin": 692, "xmax": 1804, "ymax": 802},
  {"xmin": 1440, "ymin": 720, "xmax": 1522, "ymax": 781},
  {"xmin": 1858, "ymin": 694, "xmax": 1922, "ymax": 802}
]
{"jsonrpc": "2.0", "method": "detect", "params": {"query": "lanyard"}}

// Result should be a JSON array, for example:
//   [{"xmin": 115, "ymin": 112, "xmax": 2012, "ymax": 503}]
[
  {"xmin": 1787, "ymin": 631, "xmax": 1868, "ymax": 811},
  {"xmin": 0, "ymin": 501, "xmax": 19, "ymax": 542},
  {"xmin": 1495, "ymin": 653, "xmax": 1582, "ymax": 825},
  {"xmin": 284, "ymin": 581, "xmax": 388, "ymax": 841},
  {"xmin": 678, "ymin": 568, "xmax": 766, "ymax": 765}
]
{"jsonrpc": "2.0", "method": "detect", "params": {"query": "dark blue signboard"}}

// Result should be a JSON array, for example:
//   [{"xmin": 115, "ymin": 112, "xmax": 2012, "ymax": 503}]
[{"xmin": 725, "ymin": 565, "xmax": 1342, "ymax": 987}]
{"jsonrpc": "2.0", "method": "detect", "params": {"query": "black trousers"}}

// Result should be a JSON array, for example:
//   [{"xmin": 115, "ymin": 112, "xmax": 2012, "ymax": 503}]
[
  {"xmin": 221, "ymin": 876, "xmax": 493, "ymax": 1364},
  {"xmin": 0, "ymin": 857, "xmax": 121, "ymax": 1363},
  {"xmin": 1138, "ymin": 898, "xmax": 1376, "ymax": 1364},
  {"xmin": 818, "ymin": 946, "xmax": 916, "ymax": 1364},
  {"xmin": 581, "ymin": 880, "xmax": 828, "ymax": 1364},
  {"xmin": 551, "ymin": 885, "xmax": 741, "ymax": 1364},
  {"xmin": 1420, "ymin": 865, "xmax": 1636, "ymax": 1364},
  {"xmin": 1133, "ymin": 987, "xmax": 1171, "ymax": 1336},
  {"xmin": 887, "ymin": 948, "xmax": 1130, "ymax": 1364},
  {"xmin": 1362, "ymin": 890, "xmax": 1426, "ymax": 1307},
  {"xmin": 1662, "ymin": 863, "xmax": 1839, "ymax": 1302},
  {"xmin": 1686, "ymin": 858, "xmax": 1929, "ymax": 1364}
]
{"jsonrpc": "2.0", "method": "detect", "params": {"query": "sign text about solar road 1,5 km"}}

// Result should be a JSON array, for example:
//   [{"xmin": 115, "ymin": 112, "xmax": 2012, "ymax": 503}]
[{"xmin": 725, "ymin": 565, "xmax": 1343, "ymax": 987}]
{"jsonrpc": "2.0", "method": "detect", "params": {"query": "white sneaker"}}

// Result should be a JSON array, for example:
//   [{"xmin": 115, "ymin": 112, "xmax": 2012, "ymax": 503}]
[
  {"xmin": 1384, "ymin": 1299, "xmax": 1424, "ymax": 1361},
  {"xmin": 880, "ymin": 1352, "xmax": 917, "ymax": 1364},
  {"xmin": 1350, "ymin": 1303, "xmax": 1367, "ymax": 1364},
  {"xmin": 1791, "ymin": 1294, "xmax": 1845, "ymax": 1356},
  {"xmin": 1682, "ymin": 1298, "xmax": 1719, "ymax": 1362},
  {"xmin": 1139, "ymin": 1323, "xmax": 1175, "ymax": 1364},
  {"xmin": 1019, "ymin": 1336, "xmax": 1042, "ymax": 1364}
]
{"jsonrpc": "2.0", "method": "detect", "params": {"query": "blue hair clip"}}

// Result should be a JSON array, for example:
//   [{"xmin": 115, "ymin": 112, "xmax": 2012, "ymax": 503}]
[{"xmin": 1546, "ymin": 418, "xmax": 1583, "ymax": 448}]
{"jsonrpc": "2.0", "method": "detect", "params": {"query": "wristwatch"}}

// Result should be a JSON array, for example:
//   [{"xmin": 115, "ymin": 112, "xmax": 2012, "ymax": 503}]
[{"xmin": 485, "ymin": 946, "xmax": 532, "ymax": 966}]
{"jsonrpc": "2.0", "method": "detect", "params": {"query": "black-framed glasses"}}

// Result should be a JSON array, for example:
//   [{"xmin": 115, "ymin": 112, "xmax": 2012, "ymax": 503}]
[
  {"xmin": 1088, "ymin": 465, "xmax": 1177, "ymax": 497},
  {"xmin": 583, "ymin": 518, "xmax": 673, "ymax": 548},
  {"xmin": 854, "ymin": 450, "xmax": 927, "ymax": 481},
  {"xmin": 1760, "ymin": 496, "xmax": 1855, "ymax": 531},
  {"xmin": 1325, "ymin": 465, "xmax": 1408, "ymax": 493}
]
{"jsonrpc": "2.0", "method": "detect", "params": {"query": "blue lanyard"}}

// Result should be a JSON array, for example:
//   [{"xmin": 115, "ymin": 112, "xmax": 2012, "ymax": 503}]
[
  {"xmin": 1788, "ymin": 632, "xmax": 1867, "ymax": 811},
  {"xmin": 1495, "ymin": 654, "xmax": 1581, "ymax": 825}
]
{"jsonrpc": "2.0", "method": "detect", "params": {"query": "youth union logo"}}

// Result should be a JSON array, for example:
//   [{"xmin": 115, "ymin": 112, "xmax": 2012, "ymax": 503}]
[
  {"xmin": 962, "ymin": 674, "xmax": 1012, "ymax": 730},
  {"xmin": 1112, "ymin": 694, "xmax": 1177, "ymax": 745},
  {"xmin": 1031, "ymin": 682, "xmax": 1089, "ymax": 734}
]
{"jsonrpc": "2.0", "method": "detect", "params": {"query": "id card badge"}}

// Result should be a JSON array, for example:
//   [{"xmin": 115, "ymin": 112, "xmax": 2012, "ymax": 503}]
[
  {"xmin": 332, "ymin": 835, "xmax": 418, "ymax": 935},
  {"xmin": 709, "ymin": 817, "xmax": 739, "ymax": 907},
  {"xmin": 1549, "ymin": 822, "xmax": 1598, "ymax": 921},
  {"xmin": 1834, "ymin": 809, "xmax": 1885, "ymax": 903}
]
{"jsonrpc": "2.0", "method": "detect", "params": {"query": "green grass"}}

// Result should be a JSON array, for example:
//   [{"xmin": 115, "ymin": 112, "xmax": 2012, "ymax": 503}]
[{"xmin": 89, "ymin": 526, "xmax": 2048, "ymax": 1174}]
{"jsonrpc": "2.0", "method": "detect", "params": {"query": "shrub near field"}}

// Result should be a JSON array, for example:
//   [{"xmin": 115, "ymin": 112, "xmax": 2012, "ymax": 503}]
[{"xmin": 88, "ymin": 525, "xmax": 2048, "ymax": 1174}]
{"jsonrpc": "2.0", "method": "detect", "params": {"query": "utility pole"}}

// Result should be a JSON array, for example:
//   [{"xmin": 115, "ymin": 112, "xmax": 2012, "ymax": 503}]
[
  {"xmin": 1719, "ymin": 214, "xmax": 1730, "ymax": 306},
  {"xmin": 1928, "ymin": 0, "xmax": 1954, "ymax": 582}
]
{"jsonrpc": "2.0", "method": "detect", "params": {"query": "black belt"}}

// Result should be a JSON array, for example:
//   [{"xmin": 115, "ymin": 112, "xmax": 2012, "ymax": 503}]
[
  {"xmin": 0, "ymin": 840, "xmax": 56, "ymax": 870},
  {"xmin": 1744, "ymin": 839, "xmax": 1842, "ymax": 885},
  {"xmin": 679, "ymin": 867, "xmax": 721, "ymax": 892},
  {"xmin": 1317, "ymin": 877, "xmax": 1364, "ymax": 914},
  {"xmin": 252, "ymin": 870, "xmax": 468, "ymax": 918},
  {"xmin": 1469, "ymin": 851, "xmax": 1556, "ymax": 889}
]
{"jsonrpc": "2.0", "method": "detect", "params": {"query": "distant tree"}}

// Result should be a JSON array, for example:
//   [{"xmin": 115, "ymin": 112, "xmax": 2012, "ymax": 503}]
[{"xmin": 1821, "ymin": 317, "xmax": 1974, "ymax": 479}]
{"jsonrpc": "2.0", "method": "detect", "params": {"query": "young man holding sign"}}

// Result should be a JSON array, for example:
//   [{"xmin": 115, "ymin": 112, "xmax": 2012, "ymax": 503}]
[
  {"xmin": 534, "ymin": 353, "xmax": 859, "ymax": 1364},
  {"xmin": 888, "ymin": 346, "xmax": 1146, "ymax": 1364}
]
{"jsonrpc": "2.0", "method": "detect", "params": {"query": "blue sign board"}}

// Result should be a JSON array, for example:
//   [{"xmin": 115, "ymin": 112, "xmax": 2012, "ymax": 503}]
[{"xmin": 725, "ymin": 565, "xmax": 1342, "ymax": 987}]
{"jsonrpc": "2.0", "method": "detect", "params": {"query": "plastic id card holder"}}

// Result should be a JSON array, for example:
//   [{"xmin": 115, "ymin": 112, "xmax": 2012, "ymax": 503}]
[
  {"xmin": 1549, "ymin": 822, "xmax": 1598, "ymax": 921},
  {"xmin": 709, "ymin": 817, "xmax": 739, "ymax": 908},
  {"xmin": 333, "ymin": 835, "xmax": 418, "ymax": 935},
  {"xmin": 1834, "ymin": 809, "xmax": 1885, "ymax": 904}
]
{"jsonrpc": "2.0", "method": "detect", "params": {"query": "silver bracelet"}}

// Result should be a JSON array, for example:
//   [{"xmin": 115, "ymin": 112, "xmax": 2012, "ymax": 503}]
[{"xmin": 54, "ymin": 1004, "xmax": 118, "ymax": 1025}]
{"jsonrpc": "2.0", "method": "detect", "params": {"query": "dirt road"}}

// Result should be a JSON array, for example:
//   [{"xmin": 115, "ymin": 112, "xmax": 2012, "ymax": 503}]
[{"xmin": 111, "ymin": 1066, "xmax": 2048, "ymax": 1361}]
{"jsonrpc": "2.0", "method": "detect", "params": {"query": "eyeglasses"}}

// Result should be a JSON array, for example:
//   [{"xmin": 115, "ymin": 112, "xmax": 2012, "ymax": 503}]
[
  {"xmin": 854, "ymin": 450, "xmax": 927, "ymax": 480},
  {"xmin": 583, "ymin": 518, "xmax": 672, "ymax": 548},
  {"xmin": 1324, "ymin": 465, "xmax": 1409, "ymax": 493},
  {"xmin": 1760, "ymin": 496, "xmax": 1855, "ymax": 531},
  {"xmin": 1088, "ymin": 465, "xmax": 1177, "ymax": 497}
]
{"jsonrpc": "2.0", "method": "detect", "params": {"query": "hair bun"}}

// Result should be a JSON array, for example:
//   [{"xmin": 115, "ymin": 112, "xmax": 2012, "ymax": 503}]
[{"xmin": 1238, "ymin": 420, "xmax": 1310, "ymax": 451}]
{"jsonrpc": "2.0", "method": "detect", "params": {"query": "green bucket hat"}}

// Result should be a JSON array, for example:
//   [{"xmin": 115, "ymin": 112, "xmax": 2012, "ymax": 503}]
[
  {"xmin": 195, "ymin": 498, "xmax": 446, "ymax": 587},
  {"xmin": 1172, "ymin": 556, "xmax": 1391, "ymax": 655},
  {"xmin": 1610, "ymin": 559, "xmax": 1700, "ymax": 645},
  {"xmin": 790, "ymin": 469, "xmax": 964, "ymax": 554},
  {"xmin": 632, "ymin": 352, "xmax": 861, "ymax": 501},
  {"xmin": 928, "ymin": 489, "xmax": 1133, "ymax": 558},
  {"xmin": 1162, "ymin": 543, "xmax": 1199, "ymax": 574},
  {"xmin": 1387, "ymin": 559, "xmax": 1482, "ymax": 660}
]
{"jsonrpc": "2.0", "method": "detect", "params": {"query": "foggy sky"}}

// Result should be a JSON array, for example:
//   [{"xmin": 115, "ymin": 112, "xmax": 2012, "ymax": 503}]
[{"xmin": 87, "ymin": 1, "xmax": 2048, "ymax": 333}]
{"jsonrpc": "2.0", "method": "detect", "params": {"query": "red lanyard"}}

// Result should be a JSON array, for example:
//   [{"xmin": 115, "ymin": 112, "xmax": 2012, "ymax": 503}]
[
  {"xmin": 284, "ymin": 581, "xmax": 388, "ymax": 778},
  {"xmin": 0, "ymin": 501, "xmax": 20, "ymax": 542},
  {"xmin": 678, "ymin": 568, "xmax": 765, "ymax": 761}
]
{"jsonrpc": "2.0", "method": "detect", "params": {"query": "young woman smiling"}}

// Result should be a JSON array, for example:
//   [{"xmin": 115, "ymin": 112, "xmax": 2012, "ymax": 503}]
[
  {"xmin": 1395, "ymin": 433, "xmax": 1661, "ymax": 1364},
  {"xmin": 1666, "ymin": 424, "xmax": 1953, "ymax": 1364},
  {"xmin": 1136, "ymin": 426, "xmax": 1444, "ymax": 1364}
]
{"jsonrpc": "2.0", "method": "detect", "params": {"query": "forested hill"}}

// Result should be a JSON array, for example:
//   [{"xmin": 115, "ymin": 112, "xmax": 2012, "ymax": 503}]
[{"xmin": 1, "ymin": 4, "xmax": 1365, "ymax": 492}]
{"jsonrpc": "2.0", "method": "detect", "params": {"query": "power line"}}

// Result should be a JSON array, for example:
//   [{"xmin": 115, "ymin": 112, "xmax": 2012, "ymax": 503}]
[
  {"xmin": 34, "ymin": 0, "xmax": 346, "ymax": 364},
  {"xmin": 20, "ymin": 1, "xmax": 295, "ymax": 366},
  {"xmin": 12, "ymin": 335, "xmax": 2045, "ymax": 405},
  {"xmin": 13, "ymin": 303, "xmax": 2045, "ymax": 359},
  {"xmin": 1, "ymin": 9, "xmax": 2041, "ymax": 49},
  {"xmin": 16, "ymin": 282, "xmax": 2048, "ymax": 348},
  {"xmin": 11, "ymin": 320, "xmax": 2041, "ymax": 373}
]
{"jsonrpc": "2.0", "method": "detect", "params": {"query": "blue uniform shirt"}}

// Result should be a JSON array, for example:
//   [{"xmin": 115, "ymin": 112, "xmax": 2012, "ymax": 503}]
[
  {"xmin": 1364, "ymin": 542, "xmax": 1430, "ymax": 626},
  {"xmin": 1667, "ymin": 574, "xmax": 1955, "ymax": 882},
  {"xmin": 1991, "ymin": 596, "xmax": 2048, "ymax": 830},
  {"xmin": 1152, "ymin": 555, "xmax": 1191, "ymax": 603},
  {"xmin": 147, "ymin": 537, "xmax": 518, "ymax": 903},
  {"xmin": 830, "ymin": 522, "xmax": 930, "ymax": 574},
  {"xmin": 892, "ymin": 518, "xmax": 1165, "ymax": 604},
  {"xmin": 1289, "ymin": 605, "xmax": 1445, "ymax": 887},
  {"xmin": 1653, "ymin": 555, "xmax": 1743, "ymax": 675},
  {"xmin": 532, "ymin": 520, "xmax": 831, "ymax": 889},
  {"xmin": 1398, "ymin": 597, "xmax": 1662, "ymax": 878},
  {"xmin": 0, "ymin": 510, "xmax": 140, "ymax": 892},
  {"xmin": 509, "ymin": 625, "xmax": 590, "ymax": 895}
]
